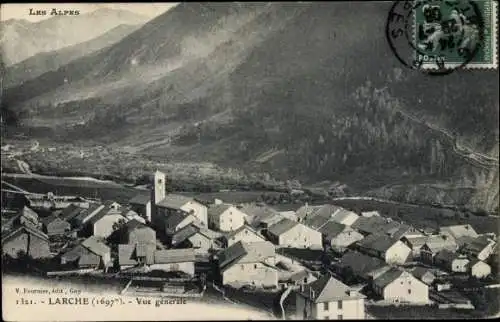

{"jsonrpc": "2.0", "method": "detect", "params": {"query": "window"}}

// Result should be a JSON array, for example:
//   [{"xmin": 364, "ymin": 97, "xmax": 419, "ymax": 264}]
[
  {"xmin": 241, "ymin": 265, "xmax": 244, "ymax": 270},
  {"xmin": 401, "ymin": 281, "xmax": 404, "ymax": 285},
  {"xmin": 323, "ymin": 302, "xmax": 329, "ymax": 311},
  {"xmin": 254, "ymin": 264, "xmax": 258, "ymax": 269},
  {"xmin": 337, "ymin": 315, "xmax": 343, "ymax": 320},
  {"xmin": 324, "ymin": 317, "xmax": 329, "ymax": 320},
  {"xmin": 337, "ymin": 300, "xmax": 342, "ymax": 309},
  {"xmin": 408, "ymin": 289, "xmax": 412, "ymax": 294}
]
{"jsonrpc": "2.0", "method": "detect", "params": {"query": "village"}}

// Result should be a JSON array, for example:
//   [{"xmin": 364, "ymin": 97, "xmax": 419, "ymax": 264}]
[{"xmin": 1, "ymin": 170, "xmax": 499, "ymax": 320}]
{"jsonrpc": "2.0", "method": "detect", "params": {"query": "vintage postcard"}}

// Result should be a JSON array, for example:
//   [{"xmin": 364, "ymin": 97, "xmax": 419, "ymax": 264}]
[{"xmin": 1, "ymin": 1, "xmax": 499, "ymax": 321}]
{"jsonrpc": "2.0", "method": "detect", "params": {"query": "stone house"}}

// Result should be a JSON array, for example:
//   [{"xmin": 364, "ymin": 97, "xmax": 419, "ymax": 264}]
[
  {"xmin": 40, "ymin": 215, "xmax": 71, "ymax": 236},
  {"xmin": 128, "ymin": 193, "xmax": 151, "ymax": 222},
  {"xmin": 220, "ymin": 225, "xmax": 267, "ymax": 248},
  {"xmin": 2, "ymin": 225, "xmax": 51, "ymax": 259},
  {"xmin": 149, "ymin": 248, "xmax": 196, "ymax": 276},
  {"xmin": 217, "ymin": 241, "xmax": 278, "ymax": 288},
  {"xmin": 208, "ymin": 204, "xmax": 247, "ymax": 232},
  {"xmin": 318, "ymin": 221, "xmax": 364, "ymax": 252},
  {"xmin": 410, "ymin": 267, "xmax": 436, "ymax": 286},
  {"xmin": 460, "ymin": 235, "xmax": 496, "ymax": 261},
  {"xmin": 171, "ymin": 223, "xmax": 221, "ymax": 254},
  {"xmin": 372, "ymin": 268, "xmax": 429, "ymax": 304},
  {"xmin": 356, "ymin": 234, "xmax": 411, "ymax": 265},
  {"xmin": 434, "ymin": 250, "xmax": 469, "ymax": 273},
  {"xmin": 295, "ymin": 275, "xmax": 366, "ymax": 320},
  {"xmin": 420, "ymin": 234, "xmax": 458, "ymax": 265},
  {"xmin": 121, "ymin": 219, "xmax": 156, "ymax": 246},
  {"xmin": 60, "ymin": 236, "xmax": 111, "ymax": 270},
  {"xmin": 87, "ymin": 206, "xmax": 128, "ymax": 238},
  {"xmin": 267, "ymin": 218, "xmax": 323, "ymax": 249},
  {"xmin": 467, "ymin": 260, "xmax": 491, "ymax": 279}
]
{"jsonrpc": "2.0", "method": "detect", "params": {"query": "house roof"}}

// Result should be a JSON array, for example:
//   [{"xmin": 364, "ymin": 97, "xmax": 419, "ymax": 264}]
[
  {"xmin": 223, "ymin": 225, "xmax": 263, "ymax": 241},
  {"xmin": 61, "ymin": 244, "xmax": 86, "ymax": 262},
  {"xmin": 288, "ymin": 270, "xmax": 311, "ymax": 282},
  {"xmin": 240, "ymin": 204, "xmax": 280, "ymax": 226},
  {"xmin": 208, "ymin": 204, "xmax": 233, "ymax": 221},
  {"xmin": 338, "ymin": 251, "xmax": 387, "ymax": 277},
  {"xmin": 123, "ymin": 219, "xmax": 147, "ymax": 231},
  {"xmin": 318, "ymin": 221, "xmax": 347, "ymax": 239},
  {"xmin": 357, "ymin": 234, "xmax": 400, "ymax": 253},
  {"xmin": 402, "ymin": 235, "xmax": 428, "ymax": 249},
  {"xmin": 424, "ymin": 234, "xmax": 458, "ymax": 253},
  {"xmin": 331, "ymin": 208, "xmax": 359, "ymax": 224},
  {"xmin": 165, "ymin": 212, "xmax": 193, "ymax": 228},
  {"xmin": 268, "ymin": 218, "xmax": 299, "ymax": 237},
  {"xmin": 19, "ymin": 206, "xmax": 39, "ymax": 220},
  {"xmin": 411, "ymin": 267, "xmax": 436, "ymax": 281},
  {"xmin": 373, "ymin": 267, "xmax": 406, "ymax": 289},
  {"xmin": 440, "ymin": 225, "xmax": 478, "ymax": 240},
  {"xmin": 136, "ymin": 243, "xmax": 155, "ymax": 259},
  {"xmin": 467, "ymin": 259, "xmax": 490, "ymax": 269},
  {"xmin": 59, "ymin": 204, "xmax": 86, "ymax": 221},
  {"xmin": 154, "ymin": 248, "xmax": 196, "ymax": 264},
  {"xmin": 351, "ymin": 216, "xmax": 388, "ymax": 234},
  {"xmin": 157, "ymin": 194, "xmax": 195, "ymax": 210},
  {"xmin": 303, "ymin": 214, "xmax": 331, "ymax": 230},
  {"xmin": 74, "ymin": 203, "xmax": 103, "ymax": 223},
  {"xmin": 40, "ymin": 215, "xmax": 63, "ymax": 226},
  {"xmin": 81, "ymin": 236, "xmax": 110, "ymax": 257},
  {"xmin": 171, "ymin": 224, "xmax": 203, "ymax": 246},
  {"xmin": 129, "ymin": 193, "xmax": 151, "ymax": 206},
  {"xmin": 295, "ymin": 205, "xmax": 322, "ymax": 221},
  {"xmin": 1, "ymin": 224, "xmax": 49, "ymax": 243},
  {"xmin": 461, "ymin": 235, "xmax": 494, "ymax": 255},
  {"xmin": 219, "ymin": 241, "xmax": 275, "ymax": 269},
  {"xmin": 435, "ymin": 249, "xmax": 463, "ymax": 264},
  {"xmin": 88, "ymin": 206, "xmax": 126, "ymax": 225},
  {"xmin": 297, "ymin": 274, "xmax": 365, "ymax": 303}
]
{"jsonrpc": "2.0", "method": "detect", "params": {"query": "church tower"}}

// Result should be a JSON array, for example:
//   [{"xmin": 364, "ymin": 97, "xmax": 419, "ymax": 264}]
[{"xmin": 150, "ymin": 170, "xmax": 166, "ymax": 228}]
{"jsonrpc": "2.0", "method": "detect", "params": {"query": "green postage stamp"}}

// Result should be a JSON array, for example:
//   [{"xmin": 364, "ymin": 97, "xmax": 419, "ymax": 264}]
[{"xmin": 387, "ymin": 0, "xmax": 498, "ymax": 72}]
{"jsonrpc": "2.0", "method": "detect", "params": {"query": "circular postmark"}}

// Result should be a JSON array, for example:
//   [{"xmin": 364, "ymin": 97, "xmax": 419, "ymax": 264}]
[{"xmin": 386, "ymin": 0, "xmax": 485, "ymax": 75}]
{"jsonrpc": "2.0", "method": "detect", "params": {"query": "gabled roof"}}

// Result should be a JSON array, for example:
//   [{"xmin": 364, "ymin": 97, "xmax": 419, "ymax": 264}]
[
  {"xmin": 318, "ymin": 221, "xmax": 347, "ymax": 238},
  {"xmin": 337, "ymin": 251, "xmax": 387, "ymax": 278},
  {"xmin": 123, "ymin": 219, "xmax": 148, "ymax": 231},
  {"xmin": 223, "ymin": 224, "xmax": 263, "ymax": 241},
  {"xmin": 402, "ymin": 235, "xmax": 428, "ymax": 249},
  {"xmin": 411, "ymin": 267, "xmax": 436, "ymax": 281},
  {"xmin": 331, "ymin": 208, "xmax": 359, "ymax": 224},
  {"xmin": 268, "ymin": 218, "xmax": 299, "ymax": 237},
  {"xmin": 171, "ymin": 224, "xmax": 204, "ymax": 246},
  {"xmin": 303, "ymin": 214, "xmax": 331, "ymax": 230},
  {"xmin": 88, "ymin": 206, "xmax": 126, "ymax": 225},
  {"xmin": 461, "ymin": 235, "xmax": 495, "ymax": 256},
  {"xmin": 154, "ymin": 248, "xmax": 196, "ymax": 264},
  {"xmin": 18, "ymin": 206, "xmax": 39, "ymax": 220},
  {"xmin": 240, "ymin": 204, "xmax": 280, "ymax": 225},
  {"xmin": 357, "ymin": 234, "xmax": 401, "ymax": 253},
  {"xmin": 165, "ymin": 212, "xmax": 194, "ymax": 228},
  {"xmin": 61, "ymin": 244, "xmax": 86, "ymax": 262},
  {"xmin": 423, "ymin": 234, "xmax": 458, "ymax": 253},
  {"xmin": 295, "ymin": 205, "xmax": 322, "ymax": 221},
  {"xmin": 74, "ymin": 203, "xmax": 104, "ymax": 223},
  {"xmin": 297, "ymin": 274, "xmax": 365, "ymax": 303},
  {"xmin": 219, "ymin": 241, "xmax": 275, "ymax": 269},
  {"xmin": 157, "ymin": 194, "xmax": 196, "ymax": 210},
  {"xmin": 81, "ymin": 236, "xmax": 110, "ymax": 257},
  {"xmin": 467, "ymin": 259, "xmax": 490, "ymax": 269},
  {"xmin": 373, "ymin": 267, "xmax": 406, "ymax": 289},
  {"xmin": 1, "ymin": 224, "xmax": 49, "ymax": 243},
  {"xmin": 208, "ymin": 204, "xmax": 233, "ymax": 221},
  {"xmin": 440, "ymin": 225, "xmax": 478, "ymax": 240},
  {"xmin": 351, "ymin": 216, "xmax": 388, "ymax": 234},
  {"xmin": 129, "ymin": 193, "xmax": 151, "ymax": 206},
  {"xmin": 59, "ymin": 204, "xmax": 86, "ymax": 221},
  {"xmin": 435, "ymin": 249, "xmax": 465, "ymax": 264},
  {"xmin": 40, "ymin": 215, "xmax": 64, "ymax": 226}
]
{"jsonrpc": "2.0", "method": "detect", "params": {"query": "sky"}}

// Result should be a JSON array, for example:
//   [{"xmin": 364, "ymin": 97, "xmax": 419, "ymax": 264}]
[{"xmin": 0, "ymin": 3, "xmax": 179, "ymax": 22}]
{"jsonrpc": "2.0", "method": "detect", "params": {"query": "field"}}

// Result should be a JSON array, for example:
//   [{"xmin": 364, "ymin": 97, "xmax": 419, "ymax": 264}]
[
  {"xmin": 2, "ymin": 175, "xmax": 139, "ymax": 204},
  {"xmin": 330, "ymin": 199, "xmax": 499, "ymax": 234}
]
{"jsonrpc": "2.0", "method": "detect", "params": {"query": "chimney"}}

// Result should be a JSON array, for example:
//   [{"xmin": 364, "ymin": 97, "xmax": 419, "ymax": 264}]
[
  {"xmin": 215, "ymin": 199, "xmax": 223, "ymax": 205},
  {"xmin": 465, "ymin": 225, "xmax": 469, "ymax": 230},
  {"xmin": 300, "ymin": 285, "xmax": 305, "ymax": 292},
  {"xmin": 310, "ymin": 289, "xmax": 315, "ymax": 299}
]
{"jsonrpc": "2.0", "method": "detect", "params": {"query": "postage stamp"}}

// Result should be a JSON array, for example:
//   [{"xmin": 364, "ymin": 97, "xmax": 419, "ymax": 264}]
[{"xmin": 387, "ymin": 0, "xmax": 498, "ymax": 74}]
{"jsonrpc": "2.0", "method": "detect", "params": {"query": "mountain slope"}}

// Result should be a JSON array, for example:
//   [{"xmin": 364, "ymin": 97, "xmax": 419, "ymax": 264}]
[
  {"xmin": 4, "ymin": 24, "xmax": 140, "ymax": 88},
  {"xmin": 0, "ymin": 8, "xmax": 148, "ymax": 65},
  {"xmin": 3, "ymin": 2, "xmax": 498, "ymax": 212}
]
